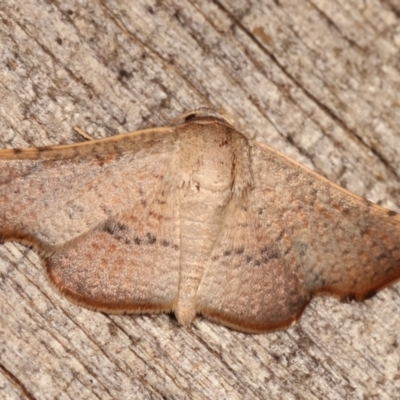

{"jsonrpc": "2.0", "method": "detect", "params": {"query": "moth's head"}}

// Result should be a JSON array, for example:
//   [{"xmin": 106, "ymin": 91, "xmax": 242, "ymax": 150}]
[{"xmin": 168, "ymin": 107, "xmax": 236, "ymax": 128}]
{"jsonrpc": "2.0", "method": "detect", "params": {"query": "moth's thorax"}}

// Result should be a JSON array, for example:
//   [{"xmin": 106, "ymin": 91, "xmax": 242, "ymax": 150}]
[{"xmin": 177, "ymin": 122, "xmax": 248, "ymax": 193}]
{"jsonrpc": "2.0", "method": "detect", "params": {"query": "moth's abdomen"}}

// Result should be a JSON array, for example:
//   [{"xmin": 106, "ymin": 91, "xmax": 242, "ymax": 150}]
[{"xmin": 175, "ymin": 176, "xmax": 234, "ymax": 325}]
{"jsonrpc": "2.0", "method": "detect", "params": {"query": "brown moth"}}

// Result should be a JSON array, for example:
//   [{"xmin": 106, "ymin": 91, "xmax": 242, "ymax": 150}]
[{"xmin": 1, "ymin": 110, "xmax": 400, "ymax": 333}]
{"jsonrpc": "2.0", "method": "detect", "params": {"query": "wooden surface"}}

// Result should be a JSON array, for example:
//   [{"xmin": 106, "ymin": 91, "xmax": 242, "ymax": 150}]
[{"xmin": 1, "ymin": 1, "xmax": 400, "ymax": 399}]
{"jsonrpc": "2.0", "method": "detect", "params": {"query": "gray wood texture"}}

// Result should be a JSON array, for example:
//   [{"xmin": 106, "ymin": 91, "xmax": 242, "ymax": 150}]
[{"xmin": 1, "ymin": 1, "xmax": 400, "ymax": 399}]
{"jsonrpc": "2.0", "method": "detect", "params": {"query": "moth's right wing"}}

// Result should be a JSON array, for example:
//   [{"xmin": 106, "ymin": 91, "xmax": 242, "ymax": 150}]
[
  {"xmin": 196, "ymin": 140, "xmax": 400, "ymax": 333},
  {"xmin": 249, "ymin": 142, "xmax": 400, "ymax": 302},
  {"xmin": 195, "ymin": 196, "xmax": 308, "ymax": 333}
]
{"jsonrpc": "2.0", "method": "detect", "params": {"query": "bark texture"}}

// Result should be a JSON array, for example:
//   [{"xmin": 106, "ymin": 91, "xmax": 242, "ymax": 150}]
[{"xmin": 1, "ymin": 1, "xmax": 400, "ymax": 399}]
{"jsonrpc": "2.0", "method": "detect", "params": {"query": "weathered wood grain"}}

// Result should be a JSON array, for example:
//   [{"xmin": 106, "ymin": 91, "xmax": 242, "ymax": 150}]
[{"xmin": 1, "ymin": 1, "xmax": 399, "ymax": 399}]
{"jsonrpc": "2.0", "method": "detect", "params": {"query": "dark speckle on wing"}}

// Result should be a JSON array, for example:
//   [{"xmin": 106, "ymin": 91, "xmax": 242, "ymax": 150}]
[
  {"xmin": 103, "ymin": 221, "xmax": 129, "ymax": 235},
  {"xmin": 146, "ymin": 232, "xmax": 157, "ymax": 245},
  {"xmin": 261, "ymin": 246, "xmax": 278, "ymax": 259}
]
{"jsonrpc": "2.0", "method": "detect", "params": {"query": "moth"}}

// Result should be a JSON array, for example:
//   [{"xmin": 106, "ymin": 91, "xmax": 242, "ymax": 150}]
[{"xmin": 1, "ymin": 110, "xmax": 400, "ymax": 333}]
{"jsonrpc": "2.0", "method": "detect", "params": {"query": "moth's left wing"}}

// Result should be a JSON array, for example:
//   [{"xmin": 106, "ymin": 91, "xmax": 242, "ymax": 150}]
[
  {"xmin": 44, "ymin": 199, "xmax": 180, "ymax": 313},
  {"xmin": 0, "ymin": 128, "xmax": 178, "ymax": 249},
  {"xmin": 1, "ymin": 129, "xmax": 182, "ymax": 313}
]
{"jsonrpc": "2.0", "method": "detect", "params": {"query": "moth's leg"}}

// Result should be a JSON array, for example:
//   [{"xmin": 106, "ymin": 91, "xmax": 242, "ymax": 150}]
[{"xmin": 73, "ymin": 126, "xmax": 95, "ymax": 141}]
